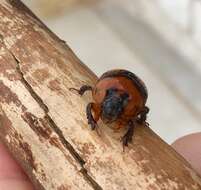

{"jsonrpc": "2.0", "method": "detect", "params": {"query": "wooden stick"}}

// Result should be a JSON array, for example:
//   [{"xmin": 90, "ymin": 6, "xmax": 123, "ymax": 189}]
[{"xmin": 0, "ymin": 0, "xmax": 201, "ymax": 189}]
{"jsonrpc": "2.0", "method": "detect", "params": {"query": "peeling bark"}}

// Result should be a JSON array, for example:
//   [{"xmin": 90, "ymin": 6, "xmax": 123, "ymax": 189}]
[{"xmin": 0, "ymin": 0, "xmax": 201, "ymax": 190}]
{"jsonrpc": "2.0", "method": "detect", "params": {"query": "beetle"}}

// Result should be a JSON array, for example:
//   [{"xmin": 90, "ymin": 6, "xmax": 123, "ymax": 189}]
[{"xmin": 69, "ymin": 69, "xmax": 149, "ymax": 148}]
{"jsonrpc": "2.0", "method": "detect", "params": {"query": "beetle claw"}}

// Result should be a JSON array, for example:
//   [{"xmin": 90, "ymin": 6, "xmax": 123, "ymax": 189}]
[
  {"xmin": 69, "ymin": 87, "xmax": 77, "ymax": 92},
  {"xmin": 88, "ymin": 120, "xmax": 98, "ymax": 130},
  {"xmin": 69, "ymin": 85, "xmax": 92, "ymax": 96},
  {"xmin": 120, "ymin": 138, "xmax": 129, "ymax": 152},
  {"xmin": 120, "ymin": 122, "xmax": 134, "ymax": 151},
  {"xmin": 144, "ymin": 121, "xmax": 149, "ymax": 127},
  {"xmin": 121, "ymin": 133, "xmax": 132, "ymax": 146}
]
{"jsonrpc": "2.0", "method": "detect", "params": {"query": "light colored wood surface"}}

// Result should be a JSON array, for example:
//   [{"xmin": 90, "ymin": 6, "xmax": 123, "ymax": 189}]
[{"xmin": 0, "ymin": 0, "xmax": 201, "ymax": 189}]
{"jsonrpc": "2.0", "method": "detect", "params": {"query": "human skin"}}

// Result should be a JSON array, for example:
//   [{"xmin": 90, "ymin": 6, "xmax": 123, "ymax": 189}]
[
  {"xmin": 0, "ymin": 133, "xmax": 200, "ymax": 189},
  {"xmin": 172, "ymin": 132, "xmax": 201, "ymax": 176},
  {"xmin": 0, "ymin": 142, "xmax": 34, "ymax": 190}
]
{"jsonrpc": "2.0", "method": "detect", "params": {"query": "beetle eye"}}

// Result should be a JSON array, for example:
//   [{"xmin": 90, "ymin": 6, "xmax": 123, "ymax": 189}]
[
  {"xmin": 121, "ymin": 92, "xmax": 129, "ymax": 99},
  {"xmin": 121, "ymin": 93, "xmax": 129, "ymax": 107},
  {"xmin": 106, "ymin": 88, "xmax": 118, "ymax": 96}
]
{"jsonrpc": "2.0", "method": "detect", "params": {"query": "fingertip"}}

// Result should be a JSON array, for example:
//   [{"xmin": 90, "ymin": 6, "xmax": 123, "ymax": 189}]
[
  {"xmin": 0, "ymin": 179, "xmax": 34, "ymax": 190},
  {"xmin": 0, "ymin": 142, "xmax": 28, "ymax": 180},
  {"xmin": 172, "ymin": 133, "xmax": 201, "ymax": 176}
]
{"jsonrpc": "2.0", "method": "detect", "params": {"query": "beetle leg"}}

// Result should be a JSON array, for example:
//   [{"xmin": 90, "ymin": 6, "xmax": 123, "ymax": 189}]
[
  {"xmin": 69, "ymin": 85, "xmax": 92, "ymax": 96},
  {"xmin": 92, "ymin": 103, "xmax": 101, "ymax": 123},
  {"xmin": 121, "ymin": 121, "xmax": 134, "ymax": 150},
  {"xmin": 137, "ymin": 106, "xmax": 149, "ymax": 126},
  {"xmin": 86, "ymin": 103, "xmax": 98, "ymax": 130}
]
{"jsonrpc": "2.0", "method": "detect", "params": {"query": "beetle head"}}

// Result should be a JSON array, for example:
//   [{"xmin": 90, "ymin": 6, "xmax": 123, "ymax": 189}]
[{"xmin": 101, "ymin": 88, "xmax": 129, "ymax": 123}]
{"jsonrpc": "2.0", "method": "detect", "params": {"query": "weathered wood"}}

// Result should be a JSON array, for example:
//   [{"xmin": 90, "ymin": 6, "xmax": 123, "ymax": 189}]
[{"xmin": 0, "ymin": 0, "xmax": 201, "ymax": 189}]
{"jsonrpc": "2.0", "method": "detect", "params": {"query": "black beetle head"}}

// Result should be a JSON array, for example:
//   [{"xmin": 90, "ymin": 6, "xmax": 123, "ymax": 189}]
[{"xmin": 101, "ymin": 88, "xmax": 129, "ymax": 123}]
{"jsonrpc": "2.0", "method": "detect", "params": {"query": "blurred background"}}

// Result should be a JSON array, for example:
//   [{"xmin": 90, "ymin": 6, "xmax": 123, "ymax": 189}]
[{"xmin": 22, "ymin": 0, "xmax": 201, "ymax": 144}]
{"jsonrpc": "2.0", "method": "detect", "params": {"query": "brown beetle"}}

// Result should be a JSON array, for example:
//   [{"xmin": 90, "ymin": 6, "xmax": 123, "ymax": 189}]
[{"xmin": 70, "ymin": 69, "xmax": 149, "ymax": 148}]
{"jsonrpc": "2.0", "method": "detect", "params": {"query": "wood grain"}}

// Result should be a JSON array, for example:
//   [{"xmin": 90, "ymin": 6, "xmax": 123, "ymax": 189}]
[{"xmin": 0, "ymin": 0, "xmax": 201, "ymax": 189}]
